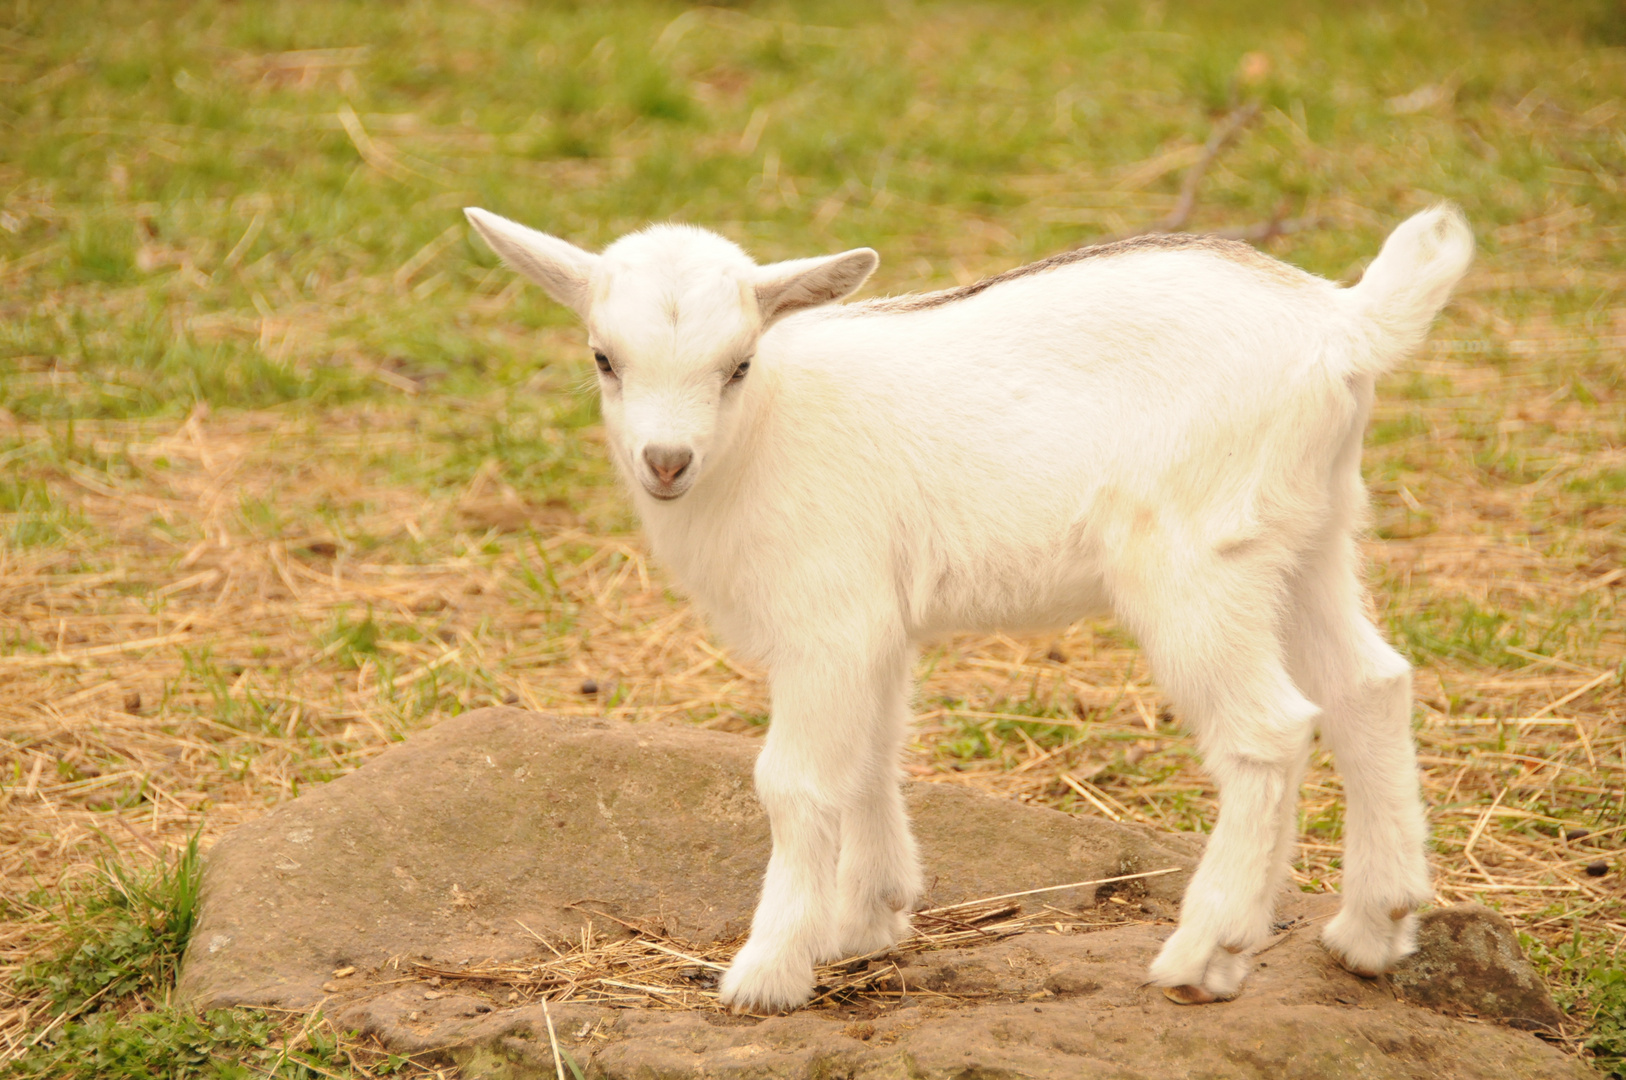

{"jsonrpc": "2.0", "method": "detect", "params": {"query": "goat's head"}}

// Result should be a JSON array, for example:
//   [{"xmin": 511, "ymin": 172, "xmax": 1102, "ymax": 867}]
[{"xmin": 464, "ymin": 208, "xmax": 877, "ymax": 503}]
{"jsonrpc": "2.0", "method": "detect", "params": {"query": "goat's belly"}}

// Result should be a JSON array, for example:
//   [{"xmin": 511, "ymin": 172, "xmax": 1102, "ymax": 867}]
[{"xmin": 909, "ymin": 559, "xmax": 1110, "ymax": 640}]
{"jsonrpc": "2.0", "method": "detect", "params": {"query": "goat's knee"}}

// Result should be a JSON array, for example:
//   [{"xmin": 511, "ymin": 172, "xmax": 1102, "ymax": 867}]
[
  {"xmin": 1192, "ymin": 686, "xmax": 1318, "ymax": 775},
  {"xmin": 753, "ymin": 741, "xmax": 846, "ymax": 814}
]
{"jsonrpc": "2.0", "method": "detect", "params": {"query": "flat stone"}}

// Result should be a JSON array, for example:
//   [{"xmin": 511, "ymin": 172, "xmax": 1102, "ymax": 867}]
[
  {"xmin": 178, "ymin": 708, "xmax": 1591, "ymax": 1079},
  {"xmin": 178, "ymin": 708, "xmax": 1197, "ymax": 1010}
]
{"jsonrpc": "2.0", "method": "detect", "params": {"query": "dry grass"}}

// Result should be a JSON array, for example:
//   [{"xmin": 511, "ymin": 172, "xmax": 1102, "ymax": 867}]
[{"xmin": 393, "ymin": 871, "xmax": 1178, "ymax": 1016}]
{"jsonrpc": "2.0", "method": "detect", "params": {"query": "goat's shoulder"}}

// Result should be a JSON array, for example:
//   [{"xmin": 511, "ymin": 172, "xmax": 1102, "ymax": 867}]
[{"xmin": 850, "ymin": 232, "xmax": 1320, "ymax": 316}]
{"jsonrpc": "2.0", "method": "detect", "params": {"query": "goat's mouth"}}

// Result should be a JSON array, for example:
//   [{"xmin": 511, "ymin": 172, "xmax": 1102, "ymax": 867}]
[{"xmin": 640, "ymin": 477, "xmax": 693, "ymax": 502}]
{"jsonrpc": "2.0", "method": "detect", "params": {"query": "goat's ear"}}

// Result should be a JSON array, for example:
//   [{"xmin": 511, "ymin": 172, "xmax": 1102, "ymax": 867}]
[
  {"xmin": 753, "ymin": 248, "xmax": 879, "ymax": 325},
  {"xmin": 464, "ymin": 207, "xmax": 600, "ymax": 315}
]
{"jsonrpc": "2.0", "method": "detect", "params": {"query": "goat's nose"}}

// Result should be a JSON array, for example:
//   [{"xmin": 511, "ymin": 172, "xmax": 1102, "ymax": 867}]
[{"xmin": 643, "ymin": 444, "xmax": 693, "ymax": 486}]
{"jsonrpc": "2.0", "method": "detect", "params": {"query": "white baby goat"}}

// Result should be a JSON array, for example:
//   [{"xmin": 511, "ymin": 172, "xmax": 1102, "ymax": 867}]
[{"xmin": 464, "ymin": 203, "xmax": 1473, "ymax": 1013}]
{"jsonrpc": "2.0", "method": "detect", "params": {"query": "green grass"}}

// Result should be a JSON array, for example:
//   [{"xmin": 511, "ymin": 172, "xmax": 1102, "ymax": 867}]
[
  {"xmin": 7, "ymin": 835, "xmax": 403, "ymax": 1079},
  {"xmin": 8, "ymin": 1008, "xmax": 380, "ymax": 1080},
  {"xmin": 1388, "ymin": 592, "xmax": 1619, "ymax": 671},
  {"xmin": 938, "ymin": 708, "xmax": 1082, "ymax": 762},
  {"xmin": 5, "ymin": 0, "xmax": 1625, "ymax": 433},
  {"xmin": 19, "ymin": 834, "xmax": 200, "ymax": 1017},
  {"xmin": 1527, "ymin": 932, "xmax": 1626, "ymax": 1079},
  {"xmin": 0, "ymin": 476, "xmax": 88, "ymax": 547}
]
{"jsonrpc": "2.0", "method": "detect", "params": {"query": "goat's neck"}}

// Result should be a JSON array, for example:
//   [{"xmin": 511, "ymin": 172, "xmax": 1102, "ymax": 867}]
[{"xmin": 630, "ymin": 378, "xmax": 773, "ymax": 615}]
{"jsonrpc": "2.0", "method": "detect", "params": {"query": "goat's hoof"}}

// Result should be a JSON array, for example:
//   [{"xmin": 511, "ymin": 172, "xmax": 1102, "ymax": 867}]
[
  {"xmin": 1324, "ymin": 937, "xmax": 1386, "ymax": 979},
  {"xmin": 1322, "ymin": 904, "xmax": 1419, "ymax": 979},
  {"xmin": 1149, "ymin": 926, "xmax": 1252, "ymax": 1002},
  {"xmin": 1321, "ymin": 934, "xmax": 1387, "ymax": 978},
  {"xmin": 832, "ymin": 901, "xmax": 912, "ymax": 959},
  {"xmin": 1162, "ymin": 984, "xmax": 1223, "ymax": 1005},
  {"xmin": 1328, "ymin": 951, "xmax": 1383, "ymax": 979},
  {"xmin": 718, "ymin": 947, "xmax": 815, "ymax": 1014}
]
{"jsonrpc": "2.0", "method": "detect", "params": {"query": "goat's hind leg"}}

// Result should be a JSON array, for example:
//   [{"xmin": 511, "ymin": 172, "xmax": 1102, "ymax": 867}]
[
  {"xmin": 1115, "ymin": 561, "xmax": 1317, "ymax": 1003},
  {"xmin": 1287, "ymin": 544, "xmax": 1431, "ymax": 976}
]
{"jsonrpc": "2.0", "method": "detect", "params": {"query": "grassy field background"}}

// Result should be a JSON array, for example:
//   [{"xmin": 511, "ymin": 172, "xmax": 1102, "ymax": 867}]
[{"xmin": 0, "ymin": 0, "xmax": 1622, "ymax": 1075}]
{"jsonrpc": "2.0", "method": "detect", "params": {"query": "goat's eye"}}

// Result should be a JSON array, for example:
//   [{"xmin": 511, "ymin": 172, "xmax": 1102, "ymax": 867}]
[
  {"xmin": 729, "ymin": 359, "xmax": 751, "ymax": 383},
  {"xmin": 594, "ymin": 351, "xmax": 614, "ymax": 375}
]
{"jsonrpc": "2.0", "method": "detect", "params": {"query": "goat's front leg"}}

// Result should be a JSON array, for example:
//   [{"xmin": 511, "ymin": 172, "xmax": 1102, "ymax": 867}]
[
  {"xmin": 833, "ymin": 654, "xmax": 921, "ymax": 958},
  {"xmin": 719, "ymin": 647, "xmax": 905, "ymax": 1013}
]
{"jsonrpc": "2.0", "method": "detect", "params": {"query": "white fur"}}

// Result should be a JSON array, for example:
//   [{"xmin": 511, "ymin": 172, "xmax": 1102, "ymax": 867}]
[{"xmin": 464, "ymin": 205, "xmax": 1473, "ymax": 1011}]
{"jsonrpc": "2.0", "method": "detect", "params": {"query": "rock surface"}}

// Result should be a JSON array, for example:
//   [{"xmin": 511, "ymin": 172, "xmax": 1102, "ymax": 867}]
[
  {"xmin": 179, "ymin": 708, "xmax": 1198, "ymax": 1010},
  {"xmin": 349, "ymin": 897, "xmax": 1587, "ymax": 1080},
  {"xmin": 178, "ymin": 708, "xmax": 1590, "ymax": 1079}
]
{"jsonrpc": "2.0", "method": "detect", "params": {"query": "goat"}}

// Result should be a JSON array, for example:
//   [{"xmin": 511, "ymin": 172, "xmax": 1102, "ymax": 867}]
[{"xmin": 463, "ymin": 203, "xmax": 1473, "ymax": 1012}]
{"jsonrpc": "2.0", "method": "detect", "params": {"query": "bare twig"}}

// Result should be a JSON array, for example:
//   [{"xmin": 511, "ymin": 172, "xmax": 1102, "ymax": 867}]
[
  {"xmin": 562, "ymin": 902, "xmax": 672, "ymax": 940},
  {"xmin": 1160, "ymin": 101, "xmax": 1260, "ymax": 232},
  {"xmin": 1112, "ymin": 102, "xmax": 1325, "ymax": 246},
  {"xmin": 542, "ymin": 999, "xmax": 567, "ymax": 1080},
  {"xmin": 1210, "ymin": 215, "xmax": 1325, "ymax": 243},
  {"xmin": 918, "ymin": 867, "xmax": 1183, "ymax": 916}
]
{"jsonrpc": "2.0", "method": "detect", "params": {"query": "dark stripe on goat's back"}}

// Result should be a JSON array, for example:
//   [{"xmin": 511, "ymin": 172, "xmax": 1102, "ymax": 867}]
[{"xmin": 853, "ymin": 232, "xmax": 1312, "ymax": 315}]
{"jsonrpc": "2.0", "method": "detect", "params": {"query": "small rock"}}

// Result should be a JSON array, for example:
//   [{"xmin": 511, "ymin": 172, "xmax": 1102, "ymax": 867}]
[
  {"xmin": 502, "ymin": 691, "xmax": 520, "ymax": 704},
  {"xmin": 428, "ymin": 975, "xmax": 442, "ymax": 987},
  {"xmin": 423, "ymin": 990, "xmax": 443, "ymax": 1000},
  {"xmin": 123, "ymin": 691, "xmax": 141, "ymax": 713},
  {"xmin": 1389, "ymin": 904, "xmax": 1566, "ymax": 1032},
  {"xmin": 321, "ymin": 982, "xmax": 341, "ymax": 993},
  {"xmin": 1045, "ymin": 647, "xmax": 1067, "ymax": 663},
  {"xmin": 1563, "ymin": 827, "xmax": 1589, "ymax": 842},
  {"xmin": 507, "ymin": 991, "xmax": 519, "ymax": 1003},
  {"xmin": 332, "ymin": 966, "xmax": 356, "ymax": 978},
  {"xmin": 580, "ymin": 679, "xmax": 599, "ymax": 695},
  {"xmin": 1585, "ymin": 861, "xmax": 1608, "ymax": 877}
]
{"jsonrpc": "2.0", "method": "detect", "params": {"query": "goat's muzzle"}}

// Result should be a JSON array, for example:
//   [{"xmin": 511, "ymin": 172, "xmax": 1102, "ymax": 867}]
[{"xmin": 641, "ymin": 444, "xmax": 695, "ymax": 500}]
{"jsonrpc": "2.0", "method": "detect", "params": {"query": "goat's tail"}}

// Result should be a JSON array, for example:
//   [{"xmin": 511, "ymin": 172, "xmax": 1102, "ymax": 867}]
[{"xmin": 1338, "ymin": 204, "xmax": 1473, "ymax": 377}]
